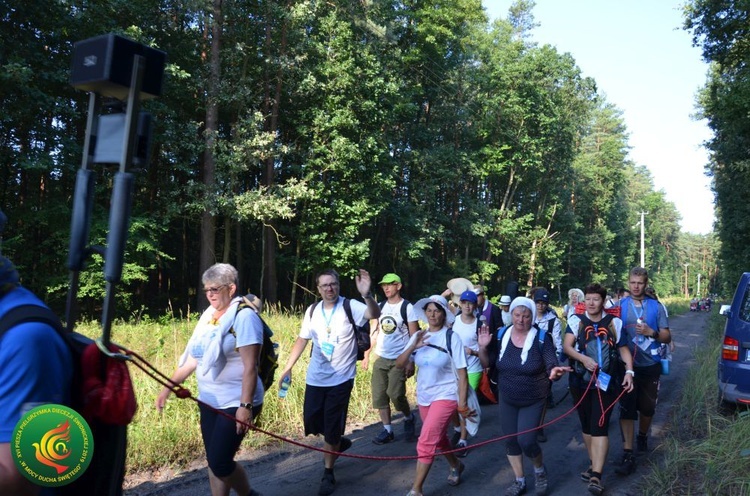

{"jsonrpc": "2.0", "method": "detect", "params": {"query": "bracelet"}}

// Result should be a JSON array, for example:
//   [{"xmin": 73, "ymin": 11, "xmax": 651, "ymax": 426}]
[
  {"xmin": 457, "ymin": 406, "xmax": 470, "ymax": 414},
  {"xmin": 625, "ymin": 370, "xmax": 635, "ymax": 377}
]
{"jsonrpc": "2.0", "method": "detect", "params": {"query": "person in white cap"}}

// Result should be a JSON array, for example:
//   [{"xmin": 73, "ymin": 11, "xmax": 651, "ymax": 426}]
[
  {"xmin": 499, "ymin": 295, "xmax": 513, "ymax": 326},
  {"xmin": 478, "ymin": 297, "xmax": 571, "ymax": 496}
]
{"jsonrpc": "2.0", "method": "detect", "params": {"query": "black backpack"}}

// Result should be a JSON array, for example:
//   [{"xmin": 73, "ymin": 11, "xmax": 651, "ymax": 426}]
[
  {"xmin": 231, "ymin": 299, "xmax": 278, "ymax": 393},
  {"xmin": 0, "ymin": 304, "xmax": 129, "ymax": 496},
  {"xmin": 573, "ymin": 313, "xmax": 623, "ymax": 383},
  {"xmin": 308, "ymin": 298, "xmax": 371, "ymax": 360}
]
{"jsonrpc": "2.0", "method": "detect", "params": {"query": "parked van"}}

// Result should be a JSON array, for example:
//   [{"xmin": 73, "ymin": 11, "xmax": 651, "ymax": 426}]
[{"xmin": 718, "ymin": 272, "xmax": 750, "ymax": 407}]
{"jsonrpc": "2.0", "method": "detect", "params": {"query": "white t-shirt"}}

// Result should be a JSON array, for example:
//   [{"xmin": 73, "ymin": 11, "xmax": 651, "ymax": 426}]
[
  {"xmin": 375, "ymin": 299, "xmax": 416, "ymax": 359},
  {"xmin": 186, "ymin": 305, "xmax": 265, "ymax": 409},
  {"xmin": 301, "ymin": 296, "xmax": 366, "ymax": 387},
  {"xmin": 412, "ymin": 328, "xmax": 467, "ymax": 406},
  {"xmin": 451, "ymin": 316, "xmax": 482, "ymax": 374}
]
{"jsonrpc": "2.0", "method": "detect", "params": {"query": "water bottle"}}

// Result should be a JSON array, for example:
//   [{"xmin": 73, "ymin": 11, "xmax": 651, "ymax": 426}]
[
  {"xmin": 636, "ymin": 318, "xmax": 645, "ymax": 344},
  {"xmin": 278, "ymin": 376, "xmax": 291, "ymax": 399}
]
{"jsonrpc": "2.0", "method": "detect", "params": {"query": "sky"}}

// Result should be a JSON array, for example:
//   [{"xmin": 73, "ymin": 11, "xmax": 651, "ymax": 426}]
[{"xmin": 483, "ymin": 0, "xmax": 715, "ymax": 235}]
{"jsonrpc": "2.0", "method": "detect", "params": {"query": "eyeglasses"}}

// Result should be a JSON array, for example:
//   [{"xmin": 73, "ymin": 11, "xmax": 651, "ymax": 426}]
[
  {"xmin": 203, "ymin": 285, "xmax": 226, "ymax": 295},
  {"xmin": 318, "ymin": 282, "xmax": 339, "ymax": 290}
]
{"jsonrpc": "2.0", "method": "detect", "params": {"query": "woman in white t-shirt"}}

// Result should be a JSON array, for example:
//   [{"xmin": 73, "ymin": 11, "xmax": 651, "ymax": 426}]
[
  {"xmin": 449, "ymin": 289, "xmax": 484, "ymax": 455},
  {"xmin": 156, "ymin": 263, "xmax": 264, "ymax": 496},
  {"xmin": 396, "ymin": 295, "xmax": 474, "ymax": 496}
]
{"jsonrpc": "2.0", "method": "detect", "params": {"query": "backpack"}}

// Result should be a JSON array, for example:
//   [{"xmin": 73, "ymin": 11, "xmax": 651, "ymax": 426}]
[
  {"xmin": 378, "ymin": 299, "xmax": 410, "ymax": 332},
  {"xmin": 0, "ymin": 303, "xmax": 134, "ymax": 496},
  {"xmin": 232, "ymin": 297, "xmax": 278, "ymax": 393},
  {"xmin": 308, "ymin": 298, "xmax": 371, "ymax": 360},
  {"xmin": 572, "ymin": 313, "xmax": 623, "ymax": 383}
]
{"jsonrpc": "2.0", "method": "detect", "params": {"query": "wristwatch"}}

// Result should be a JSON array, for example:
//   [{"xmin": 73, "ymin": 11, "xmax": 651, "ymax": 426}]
[
  {"xmin": 625, "ymin": 370, "xmax": 635, "ymax": 377},
  {"xmin": 239, "ymin": 402, "xmax": 253, "ymax": 410}
]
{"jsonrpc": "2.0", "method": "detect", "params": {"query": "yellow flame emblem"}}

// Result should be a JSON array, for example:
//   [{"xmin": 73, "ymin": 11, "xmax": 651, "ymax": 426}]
[{"xmin": 32, "ymin": 420, "xmax": 71, "ymax": 474}]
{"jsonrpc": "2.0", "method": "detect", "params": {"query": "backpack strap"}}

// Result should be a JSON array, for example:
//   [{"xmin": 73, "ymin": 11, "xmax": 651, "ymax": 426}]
[
  {"xmin": 342, "ymin": 298, "xmax": 356, "ymax": 330},
  {"xmin": 378, "ymin": 299, "xmax": 411, "ymax": 332},
  {"xmin": 0, "ymin": 304, "xmax": 64, "ymax": 338}
]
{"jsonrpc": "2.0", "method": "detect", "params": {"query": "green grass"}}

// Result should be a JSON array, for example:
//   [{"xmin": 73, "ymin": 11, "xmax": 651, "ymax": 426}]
[
  {"xmin": 640, "ymin": 312, "xmax": 750, "ymax": 495},
  {"xmin": 76, "ymin": 308, "xmax": 415, "ymax": 475}
]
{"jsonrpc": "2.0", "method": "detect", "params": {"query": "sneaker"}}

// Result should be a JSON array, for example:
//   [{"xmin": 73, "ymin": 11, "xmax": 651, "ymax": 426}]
[
  {"xmin": 339, "ymin": 437, "xmax": 352, "ymax": 452},
  {"xmin": 614, "ymin": 452, "xmax": 636, "ymax": 476},
  {"xmin": 534, "ymin": 466, "xmax": 548, "ymax": 495},
  {"xmin": 403, "ymin": 416, "xmax": 416, "ymax": 442},
  {"xmin": 504, "ymin": 480, "xmax": 527, "ymax": 496},
  {"xmin": 455, "ymin": 439, "xmax": 470, "ymax": 458},
  {"xmin": 637, "ymin": 433, "xmax": 648, "ymax": 453},
  {"xmin": 372, "ymin": 429, "xmax": 394, "ymax": 445},
  {"xmin": 318, "ymin": 472, "xmax": 336, "ymax": 496}
]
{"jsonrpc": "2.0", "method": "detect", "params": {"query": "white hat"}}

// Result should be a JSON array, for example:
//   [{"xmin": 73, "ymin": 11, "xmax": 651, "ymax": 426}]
[
  {"xmin": 413, "ymin": 295, "xmax": 456, "ymax": 326},
  {"xmin": 446, "ymin": 278, "xmax": 474, "ymax": 305},
  {"xmin": 499, "ymin": 295, "xmax": 512, "ymax": 306},
  {"xmin": 509, "ymin": 296, "xmax": 536, "ymax": 323}
]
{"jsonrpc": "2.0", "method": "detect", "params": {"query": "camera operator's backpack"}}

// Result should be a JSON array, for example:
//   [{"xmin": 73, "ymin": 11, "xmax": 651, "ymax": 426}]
[{"xmin": 0, "ymin": 303, "xmax": 135, "ymax": 496}]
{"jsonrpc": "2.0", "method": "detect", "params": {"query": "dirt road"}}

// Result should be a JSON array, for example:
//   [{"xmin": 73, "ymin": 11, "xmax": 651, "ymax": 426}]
[{"xmin": 125, "ymin": 310, "xmax": 709, "ymax": 496}]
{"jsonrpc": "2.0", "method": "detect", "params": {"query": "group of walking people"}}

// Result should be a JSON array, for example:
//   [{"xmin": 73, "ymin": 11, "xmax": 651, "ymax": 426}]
[{"xmin": 155, "ymin": 264, "xmax": 670, "ymax": 496}]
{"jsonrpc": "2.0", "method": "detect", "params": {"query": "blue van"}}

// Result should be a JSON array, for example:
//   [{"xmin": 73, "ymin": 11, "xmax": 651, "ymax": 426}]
[{"xmin": 718, "ymin": 272, "xmax": 750, "ymax": 407}]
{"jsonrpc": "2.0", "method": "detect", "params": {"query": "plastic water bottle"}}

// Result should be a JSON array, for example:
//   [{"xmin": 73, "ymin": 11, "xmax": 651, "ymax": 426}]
[
  {"xmin": 278, "ymin": 376, "xmax": 291, "ymax": 399},
  {"xmin": 636, "ymin": 318, "xmax": 645, "ymax": 344}
]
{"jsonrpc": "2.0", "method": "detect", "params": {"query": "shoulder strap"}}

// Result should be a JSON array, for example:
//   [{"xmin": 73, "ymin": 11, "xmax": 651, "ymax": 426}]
[
  {"xmin": 0, "ymin": 304, "xmax": 64, "ymax": 337},
  {"xmin": 342, "ymin": 298, "xmax": 356, "ymax": 328},
  {"xmin": 547, "ymin": 317, "xmax": 555, "ymax": 334},
  {"xmin": 401, "ymin": 299, "xmax": 409, "ymax": 328}
]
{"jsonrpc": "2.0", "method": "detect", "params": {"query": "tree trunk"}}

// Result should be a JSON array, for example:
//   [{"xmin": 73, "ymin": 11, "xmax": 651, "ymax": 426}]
[{"xmin": 199, "ymin": 0, "xmax": 222, "ymax": 310}]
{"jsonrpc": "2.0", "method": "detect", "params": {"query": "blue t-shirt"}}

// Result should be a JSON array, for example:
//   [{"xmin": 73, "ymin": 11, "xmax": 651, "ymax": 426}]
[{"xmin": 0, "ymin": 287, "xmax": 72, "ymax": 443}]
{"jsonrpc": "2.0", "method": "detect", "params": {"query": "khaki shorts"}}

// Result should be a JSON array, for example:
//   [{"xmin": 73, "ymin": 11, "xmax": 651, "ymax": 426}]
[{"xmin": 370, "ymin": 356, "xmax": 410, "ymax": 412}]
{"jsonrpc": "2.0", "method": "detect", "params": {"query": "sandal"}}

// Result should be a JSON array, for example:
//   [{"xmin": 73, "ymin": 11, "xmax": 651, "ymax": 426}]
[
  {"xmin": 588, "ymin": 476, "xmax": 604, "ymax": 495},
  {"xmin": 405, "ymin": 491, "xmax": 423, "ymax": 496},
  {"xmin": 447, "ymin": 461, "xmax": 464, "ymax": 486},
  {"xmin": 581, "ymin": 466, "xmax": 593, "ymax": 482}
]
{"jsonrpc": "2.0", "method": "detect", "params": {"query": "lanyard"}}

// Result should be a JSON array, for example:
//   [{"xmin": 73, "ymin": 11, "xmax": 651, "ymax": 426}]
[
  {"xmin": 629, "ymin": 300, "xmax": 644, "ymax": 322},
  {"xmin": 595, "ymin": 323, "xmax": 603, "ymax": 368},
  {"xmin": 321, "ymin": 298, "xmax": 340, "ymax": 338}
]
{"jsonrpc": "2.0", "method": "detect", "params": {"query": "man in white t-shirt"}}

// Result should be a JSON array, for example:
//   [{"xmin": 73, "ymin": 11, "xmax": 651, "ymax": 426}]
[
  {"xmin": 364, "ymin": 273, "xmax": 418, "ymax": 445},
  {"xmin": 278, "ymin": 268, "xmax": 380, "ymax": 496}
]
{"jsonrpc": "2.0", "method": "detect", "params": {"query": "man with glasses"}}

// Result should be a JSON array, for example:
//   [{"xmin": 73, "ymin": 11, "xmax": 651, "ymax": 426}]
[
  {"xmin": 278, "ymin": 268, "xmax": 380, "ymax": 496},
  {"xmin": 365, "ymin": 273, "xmax": 418, "ymax": 445}
]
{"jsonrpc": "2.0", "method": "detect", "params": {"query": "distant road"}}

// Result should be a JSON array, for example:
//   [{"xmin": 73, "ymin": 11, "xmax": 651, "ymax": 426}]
[{"xmin": 125, "ymin": 310, "xmax": 709, "ymax": 496}]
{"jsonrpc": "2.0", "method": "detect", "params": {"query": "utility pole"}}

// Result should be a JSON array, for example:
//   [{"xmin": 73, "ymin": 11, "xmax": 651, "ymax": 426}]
[
  {"xmin": 697, "ymin": 273, "xmax": 702, "ymax": 297},
  {"xmin": 683, "ymin": 263, "xmax": 690, "ymax": 298},
  {"xmin": 640, "ymin": 211, "xmax": 647, "ymax": 267}
]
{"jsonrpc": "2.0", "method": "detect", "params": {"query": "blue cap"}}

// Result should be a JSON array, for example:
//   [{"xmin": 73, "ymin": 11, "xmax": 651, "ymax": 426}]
[{"xmin": 460, "ymin": 290, "xmax": 478, "ymax": 303}]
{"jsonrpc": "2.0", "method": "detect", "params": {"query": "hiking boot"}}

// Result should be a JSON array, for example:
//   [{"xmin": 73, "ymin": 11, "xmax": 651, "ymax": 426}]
[
  {"xmin": 637, "ymin": 433, "xmax": 648, "ymax": 453},
  {"xmin": 403, "ymin": 416, "xmax": 416, "ymax": 442},
  {"xmin": 339, "ymin": 437, "xmax": 352, "ymax": 452},
  {"xmin": 614, "ymin": 452, "xmax": 636, "ymax": 476},
  {"xmin": 534, "ymin": 466, "xmax": 548, "ymax": 495},
  {"xmin": 372, "ymin": 429, "xmax": 394, "ymax": 445},
  {"xmin": 504, "ymin": 480, "xmax": 527, "ymax": 496},
  {"xmin": 318, "ymin": 472, "xmax": 336, "ymax": 496},
  {"xmin": 455, "ymin": 439, "xmax": 469, "ymax": 458}
]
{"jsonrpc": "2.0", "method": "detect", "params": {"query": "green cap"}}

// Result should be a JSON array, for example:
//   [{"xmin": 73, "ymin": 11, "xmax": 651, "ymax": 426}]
[{"xmin": 378, "ymin": 273, "xmax": 402, "ymax": 284}]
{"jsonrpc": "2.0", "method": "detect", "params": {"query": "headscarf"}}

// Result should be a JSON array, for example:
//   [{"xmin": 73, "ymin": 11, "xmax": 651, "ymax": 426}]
[{"xmin": 499, "ymin": 297, "xmax": 538, "ymax": 364}]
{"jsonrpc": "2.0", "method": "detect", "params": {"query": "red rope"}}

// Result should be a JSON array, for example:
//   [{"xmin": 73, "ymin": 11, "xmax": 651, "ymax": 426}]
[{"xmin": 121, "ymin": 346, "xmax": 612, "ymax": 460}]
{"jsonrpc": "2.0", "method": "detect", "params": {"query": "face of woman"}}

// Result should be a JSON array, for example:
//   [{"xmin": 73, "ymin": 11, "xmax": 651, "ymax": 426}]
[
  {"xmin": 424, "ymin": 302, "xmax": 446, "ymax": 328},
  {"xmin": 511, "ymin": 306, "xmax": 532, "ymax": 330},
  {"xmin": 585, "ymin": 293, "xmax": 604, "ymax": 315},
  {"xmin": 571, "ymin": 293, "xmax": 579, "ymax": 304},
  {"xmin": 204, "ymin": 281, "xmax": 235, "ymax": 311}
]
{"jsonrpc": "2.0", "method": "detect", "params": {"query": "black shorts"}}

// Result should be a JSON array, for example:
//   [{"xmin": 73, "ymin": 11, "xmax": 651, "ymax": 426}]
[
  {"xmin": 303, "ymin": 379, "xmax": 354, "ymax": 446},
  {"xmin": 619, "ymin": 363, "xmax": 661, "ymax": 420}
]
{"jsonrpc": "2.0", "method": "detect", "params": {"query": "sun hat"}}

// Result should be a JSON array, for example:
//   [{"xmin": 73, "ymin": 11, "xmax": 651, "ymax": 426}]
[
  {"xmin": 446, "ymin": 277, "xmax": 474, "ymax": 305},
  {"xmin": 378, "ymin": 273, "xmax": 402, "ymax": 285},
  {"xmin": 459, "ymin": 290, "xmax": 478, "ymax": 304},
  {"xmin": 499, "ymin": 295, "xmax": 512, "ymax": 306},
  {"xmin": 242, "ymin": 293, "xmax": 263, "ymax": 313},
  {"xmin": 413, "ymin": 294, "xmax": 456, "ymax": 326}
]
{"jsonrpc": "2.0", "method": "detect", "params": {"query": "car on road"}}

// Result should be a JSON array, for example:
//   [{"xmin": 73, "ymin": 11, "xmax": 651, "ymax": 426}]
[{"xmin": 718, "ymin": 272, "xmax": 750, "ymax": 409}]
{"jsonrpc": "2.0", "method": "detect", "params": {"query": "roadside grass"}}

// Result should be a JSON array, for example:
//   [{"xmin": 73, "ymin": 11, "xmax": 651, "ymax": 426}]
[
  {"xmin": 76, "ymin": 307, "xmax": 415, "ymax": 474},
  {"xmin": 640, "ymin": 311, "xmax": 750, "ymax": 495}
]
